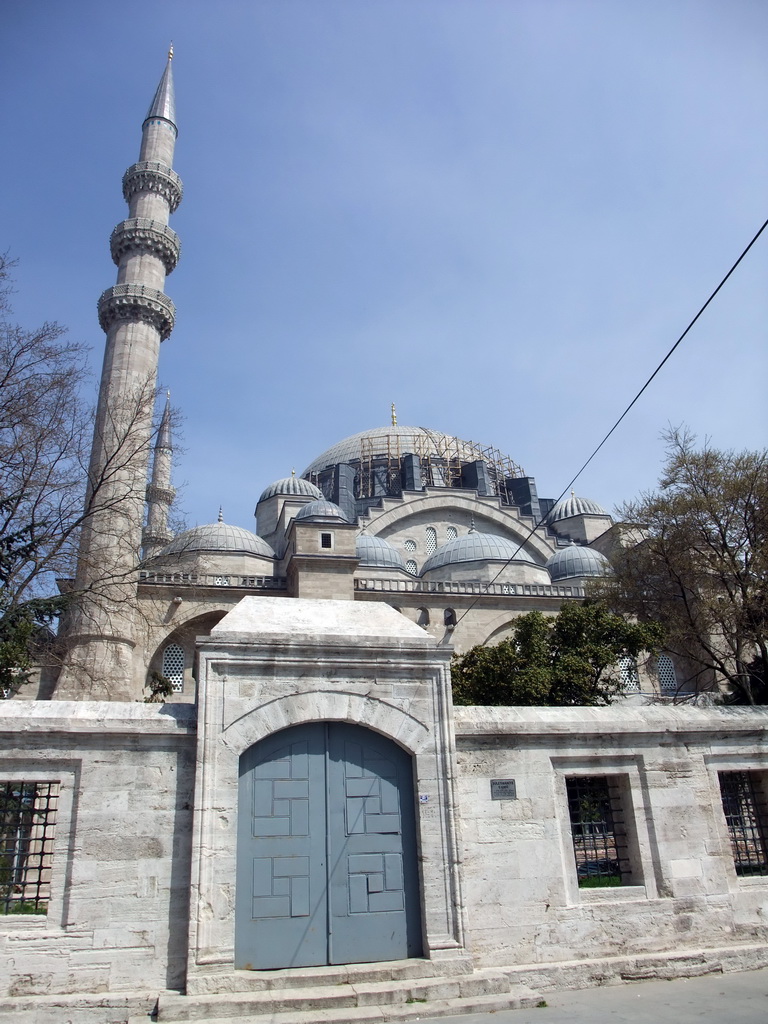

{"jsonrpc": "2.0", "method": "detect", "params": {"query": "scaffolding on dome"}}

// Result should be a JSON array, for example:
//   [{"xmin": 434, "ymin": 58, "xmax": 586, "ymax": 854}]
[{"xmin": 307, "ymin": 428, "xmax": 525, "ymax": 504}]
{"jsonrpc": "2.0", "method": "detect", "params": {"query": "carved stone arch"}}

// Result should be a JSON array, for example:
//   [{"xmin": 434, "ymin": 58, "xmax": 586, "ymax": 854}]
[
  {"xmin": 365, "ymin": 492, "xmax": 553, "ymax": 562},
  {"xmin": 222, "ymin": 690, "xmax": 431, "ymax": 759},
  {"xmin": 146, "ymin": 609, "xmax": 229, "ymax": 697}
]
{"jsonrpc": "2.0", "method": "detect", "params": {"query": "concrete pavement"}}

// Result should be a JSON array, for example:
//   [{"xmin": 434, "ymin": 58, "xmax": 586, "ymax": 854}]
[{"xmin": 416, "ymin": 967, "xmax": 768, "ymax": 1024}]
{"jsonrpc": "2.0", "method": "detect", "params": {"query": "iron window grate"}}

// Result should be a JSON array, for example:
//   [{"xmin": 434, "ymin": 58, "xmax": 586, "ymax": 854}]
[
  {"xmin": 1, "ymin": 781, "xmax": 59, "ymax": 914},
  {"xmin": 718, "ymin": 771, "xmax": 768, "ymax": 877},
  {"xmin": 566, "ymin": 776, "xmax": 628, "ymax": 887}
]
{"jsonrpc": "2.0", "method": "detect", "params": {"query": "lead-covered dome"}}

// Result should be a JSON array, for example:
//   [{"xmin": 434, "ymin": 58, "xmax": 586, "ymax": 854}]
[
  {"xmin": 548, "ymin": 493, "xmax": 608, "ymax": 521},
  {"xmin": 258, "ymin": 476, "xmax": 323, "ymax": 504},
  {"xmin": 546, "ymin": 544, "xmax": 611, "ymax": 581},
  {"xmin": 294, "ymin": 499, "xmax": 350, "ymax": 523},
  {"xmin": 421, "ymin": 531, "xmax": 539, "ymax": 574},
  {"xmin": 159, "ymin": 522, "xmax": 275, "ymax": 558},
  {"xmin": 356, "ymin": 534, "xmax": 405, "ymax": 570}
]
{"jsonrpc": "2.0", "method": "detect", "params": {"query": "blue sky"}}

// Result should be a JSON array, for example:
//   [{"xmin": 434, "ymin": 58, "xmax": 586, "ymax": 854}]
[{"xmin": 2, "ymin": 1, "xmax": 766, "ymax": 531}]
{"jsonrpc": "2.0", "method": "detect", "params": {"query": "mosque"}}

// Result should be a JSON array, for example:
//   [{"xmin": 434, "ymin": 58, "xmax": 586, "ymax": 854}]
[{"xmin": 2, "ymin": 53, "xmax": 767, "ymax": 1024}]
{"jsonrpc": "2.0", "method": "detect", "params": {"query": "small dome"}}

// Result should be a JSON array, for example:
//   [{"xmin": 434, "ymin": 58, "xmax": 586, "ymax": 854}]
[
  {"xmin": 422, "ymin": 531, "xmax": 539, "ymax": 574},
  {"xmin": 159, "ymin": 522, "xmax": 275, "ymax": 559},
  {"xmin": 356, "ymin": 534, "xmax": 405, "ymax": 570},
  {"xmin": 258, "ymin": 476, "xmax": 323, "ymax": 504},
  {"xmin": 549, "ymin": 493, "xmax": 608, "ymax": 521},
  {"xmin": 546, "ymin": 544, "xmax": 611, "ymax": 581},
  {"xmin": 294, "ymin": 499, "xmax": 350, "ymax": 523}
]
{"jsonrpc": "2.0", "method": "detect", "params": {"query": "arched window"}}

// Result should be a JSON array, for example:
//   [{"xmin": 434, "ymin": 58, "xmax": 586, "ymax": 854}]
[
  {"xmin": 405, "ymin": 559, "xmax": 417, "ymax": 575},
  {"xmin": 618, "ymin": 655, "xmax": 639, "ymax": 692},
  {"xmin": 404, "ymin": 539, "xmax": 416, "ymax": 553},
  {"xmin": 417, "ymin": 607, "xmax": 430, "ymax": 627},
  {"xmin": 425, "ymin": 527, "xmax": 437, "ymax": 555},
  {"xmin": 657, "ymin": 654, "xmax": 677, "ymax": 692},
  {"xmin": 446, "ymin": 526, "xmax": 458, "ymax": 542},
  {"xmin": 162, "ymin": 643, "xmax": 185, "ymax": 693},
  {"xmin": 444, "ymin": 608, "xmax": 457, "ymax": 629}
]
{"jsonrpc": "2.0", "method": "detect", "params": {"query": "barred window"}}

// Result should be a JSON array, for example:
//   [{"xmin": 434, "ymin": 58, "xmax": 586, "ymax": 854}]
[
  {"xmin": 1, "ymin": 781, "xmax": 58, "ymax": 915},
  {"xmin": 405, "ymin": 559, "xmax": 417, "ymax": 575},
  {"xmin": 657, "ymin": 653, "xmax": 677, "ymax": 692},
  {"xmin": 618, "ymin": 655, "xmax": 639, "ymax": 692},
  {"xmin": 162, "ymin": 643, "xmax": 185, "ymax": 693},
  {"xmin": 425, "ymin": 527, "xmax": 437, "ymax": 555},
  {"xmin": 446, "ymin": 526, "xmax": 458, "ymax": 542},
  {"xmin": 566, "ymin": 776, "xmax": 630, "ymax": 888},
  {"xmin": 718, "ymin": 771, "xmax": 768, "ymax": 877}
]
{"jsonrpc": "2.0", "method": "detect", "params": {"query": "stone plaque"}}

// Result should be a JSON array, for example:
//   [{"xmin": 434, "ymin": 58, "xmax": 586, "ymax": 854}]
[{"xmin": 490, "ymin": 779, "xmax": 517, "ymax": 801}]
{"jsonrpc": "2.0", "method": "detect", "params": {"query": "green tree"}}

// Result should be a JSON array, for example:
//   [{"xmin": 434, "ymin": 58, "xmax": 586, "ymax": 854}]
[
  {"xmin": 451, "ymin": 603, "xmax": 663, "ymax": 706},
  {"xmin": 596, "ymin": 430, "xmax": 768, "ymax": 704}
]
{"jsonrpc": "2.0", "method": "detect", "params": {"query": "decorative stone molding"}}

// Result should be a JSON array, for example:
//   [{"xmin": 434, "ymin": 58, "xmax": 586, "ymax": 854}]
[
  {"xmin": 122, "ymin": 161, "xmax": 183, "ymax": 212},
  {"xmin": 110, "ymin": 218, "xmax": 181, "ymax": 273},
  {"xmin": 145, "ymin": 483, "xmax": 176, "ymax": 506},
  {"xmin": 98, "ymin": 283, "xmax": 176, "ymax": 340}
]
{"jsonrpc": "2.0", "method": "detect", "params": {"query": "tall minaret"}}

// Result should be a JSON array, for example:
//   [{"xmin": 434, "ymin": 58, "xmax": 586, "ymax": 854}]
[
  {"xmin": 142, "ymin": 392, "xmax": 176, "ymax": 559},
  {"xmin": 57, "ymin": 50, "xmax": 182, "ymax": 700}
]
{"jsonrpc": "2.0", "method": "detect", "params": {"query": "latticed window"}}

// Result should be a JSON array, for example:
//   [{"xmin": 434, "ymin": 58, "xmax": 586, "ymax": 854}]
[
  {"xmin": 162, "ymin": 643, "xmax": 185, "ymax": 693},
  {"xmin": 718, "ymin": 772, "xmax": 768, "ymax": 877},
  {"xmin": 566, "ymin": 776, "xmax": 630, "ymax": 888},
  {"xmin": 404, "ymin": 539, "xmax": 416, "ymax": 553},
  {"xmin": 1, "ymin": 781, "xmax": 58, "ymax": 915},
  {"xmin": 618, "ymin": 655, "xmax": 639, "ymax": 692},
  {"xmin": 405, "ymin": 559, "xmax": 417, "ymax": 575},
  {"xmin": 425, "ymin": 527, "xmax": 437, "ymax": 555},
  {"xmin": 657, "ymin": 653, "xmax": 677, "ymax": 692},
  {"xmin": 446, "ymin": 526, "xmax": 458, "ymax": 541}
]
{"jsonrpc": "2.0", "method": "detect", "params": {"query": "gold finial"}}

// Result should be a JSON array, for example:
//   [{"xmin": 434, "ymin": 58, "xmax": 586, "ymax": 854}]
[
  {"xmin": 168, "ymin": 42, "xmax": 174, "ymax": 61},
  {"xmin": 391, "ymin": 402, "xmax": 397, "ymax": 427},
  {"xmin": 291, "ymin": 467, "xmax": 296, "ymax": 477}
]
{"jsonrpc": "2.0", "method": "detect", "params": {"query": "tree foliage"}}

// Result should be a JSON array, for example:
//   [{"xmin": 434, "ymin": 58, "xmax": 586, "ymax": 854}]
[
  {"xmin": 595, "ymin": 429, "xmax": 768, "ymax": 704},
  {"xmin": 451, "ymin": 603, "xmax": 663, "ymax": 706}
]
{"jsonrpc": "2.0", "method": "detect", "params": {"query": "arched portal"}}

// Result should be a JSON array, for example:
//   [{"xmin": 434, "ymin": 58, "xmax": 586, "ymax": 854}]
[{"xmin": 235, "ymin": 722, "xmax": 422, "ymax": 970}]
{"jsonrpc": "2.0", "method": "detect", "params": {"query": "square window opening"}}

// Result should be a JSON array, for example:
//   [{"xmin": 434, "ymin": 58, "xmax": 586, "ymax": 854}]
[
  {"xmin": 566, "ymin": 775, "xmax": 634, "ymax": 889},
  {"xmin": 1, "ymin": 781, "xmax": 59, "ymax": 915},
  {"xmin": 320, "ymin": 532, "xmax": 333, "ymax": 550},
  {"xmin": 718, "ymin": 771, "xmax": 768, "ymax": 877}
]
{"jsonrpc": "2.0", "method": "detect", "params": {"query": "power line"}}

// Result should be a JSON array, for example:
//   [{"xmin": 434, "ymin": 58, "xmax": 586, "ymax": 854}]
[{"xmin": 450, "ymin": 214, "xmax": 768, "ymax": 631}]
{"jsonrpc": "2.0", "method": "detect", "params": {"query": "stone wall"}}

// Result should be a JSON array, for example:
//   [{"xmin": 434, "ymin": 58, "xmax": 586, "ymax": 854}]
[
  {"xmin": 0, "ymin": 702, "xmax": 195, "ymax": 999},
  {"xmin": 455, "ymin": 705, "xmax": 768, "ymax": 974}
]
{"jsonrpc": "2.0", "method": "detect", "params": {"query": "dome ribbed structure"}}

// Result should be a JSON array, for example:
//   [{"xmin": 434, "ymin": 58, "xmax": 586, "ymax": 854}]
[
  {"xmin": 258, "ymin": 477, "xmax": 323, "ymax": 503},
  {"xmin": 422, "ymin": 532, "xmax": 538, "ymax": 574},
  {"xmin": 546, "ymin": 544, "xmax": 611, "ymax": 581},
  {"xmin": 549, "ymin": 493, "xmax": 608, "ymax": 521},
  {"xmin": 356, "ymin": 534, "xmax": 405, "ymax": 569},
  {"xmin": 160, "ymin": 522, "xmax": 274, "ymax": 558},
  {"xmin": 294, "ymin": 499, "xmax": 350, "ymax": 523}
]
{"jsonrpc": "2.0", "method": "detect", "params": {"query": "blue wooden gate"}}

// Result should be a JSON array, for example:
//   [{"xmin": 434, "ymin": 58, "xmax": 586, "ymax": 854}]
[{"xmin": 235, "ymin": 722, "xmax": 422, "ymax": 970}]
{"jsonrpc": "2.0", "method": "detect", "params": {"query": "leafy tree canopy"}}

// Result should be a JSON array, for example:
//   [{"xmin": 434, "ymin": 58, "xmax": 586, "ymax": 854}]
[
  {"xmin": 594, "ymin": 429, "xmax": 767, "ymax": 704},
  {"xmin": 451, "ymin": 603, "xmax": 663, "ymax": 706}
]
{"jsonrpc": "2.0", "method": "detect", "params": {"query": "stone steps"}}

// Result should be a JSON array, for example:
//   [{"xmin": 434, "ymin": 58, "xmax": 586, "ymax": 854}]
[
  {"xmin": 152, "ymin": 968, "xmax": 540, "ymax": 1022},
  {"xmin": 186, "ymin": 957, "xmax": 472, "ymax": 995}
]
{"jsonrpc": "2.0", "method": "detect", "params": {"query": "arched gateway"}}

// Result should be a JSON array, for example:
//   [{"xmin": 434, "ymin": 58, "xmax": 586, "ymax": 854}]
[{"xmin": 235, "ymin": 722, "xmax": 423, "ymax": 969}]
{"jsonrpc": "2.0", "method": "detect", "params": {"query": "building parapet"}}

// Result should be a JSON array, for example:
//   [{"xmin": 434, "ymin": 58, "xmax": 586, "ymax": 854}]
[
  {"xmin": 139, "ymin": 570, "xmax": 287, "ymax": 590},
  {"xmin": 354, "ymin": 577, "xmax": 585, "ymax": 598}
]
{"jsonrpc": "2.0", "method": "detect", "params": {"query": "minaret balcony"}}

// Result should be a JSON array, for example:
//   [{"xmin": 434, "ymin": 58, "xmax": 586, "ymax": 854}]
[
  {"xmin": 110, "ymin": 218, "xmax": 181, "ymax": 274},
  {"xmin": 98, "ymin": 284, "xmax": 176, "ymax": 341},
  {"xmin": 122, "ymin": 161, "xmax": 183, "ymax": 212}
]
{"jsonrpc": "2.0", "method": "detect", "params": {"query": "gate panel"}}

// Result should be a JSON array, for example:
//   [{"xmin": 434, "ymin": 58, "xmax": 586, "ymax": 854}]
[{"xmin": 236, "ymin": 722, "xmax": 422, "ymax": 969}]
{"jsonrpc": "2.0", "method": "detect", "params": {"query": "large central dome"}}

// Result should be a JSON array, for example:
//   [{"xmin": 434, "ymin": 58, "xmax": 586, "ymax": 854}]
[{"xmin": 303, "ymin": 426, "xmax": 523, "ymax": 479}]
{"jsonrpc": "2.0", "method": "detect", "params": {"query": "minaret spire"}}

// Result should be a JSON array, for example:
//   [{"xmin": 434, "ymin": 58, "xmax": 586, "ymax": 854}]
[
  {"xmin": 57, "ymin": 54, "xmax": 183, "ymax": 700},
  {"xmin": 142, "ymin": 392, "xmax": 176, "ymax": 560}
]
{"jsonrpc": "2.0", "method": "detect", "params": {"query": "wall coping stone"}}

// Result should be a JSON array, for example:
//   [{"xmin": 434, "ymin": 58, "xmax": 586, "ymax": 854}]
[
  {"xmin": 454, "ymin": 704, "xmax": 768, "ymax": 737},
  {"xmin": 0, "ymin": 700, "xmax": 197, "ymax": 735}
]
